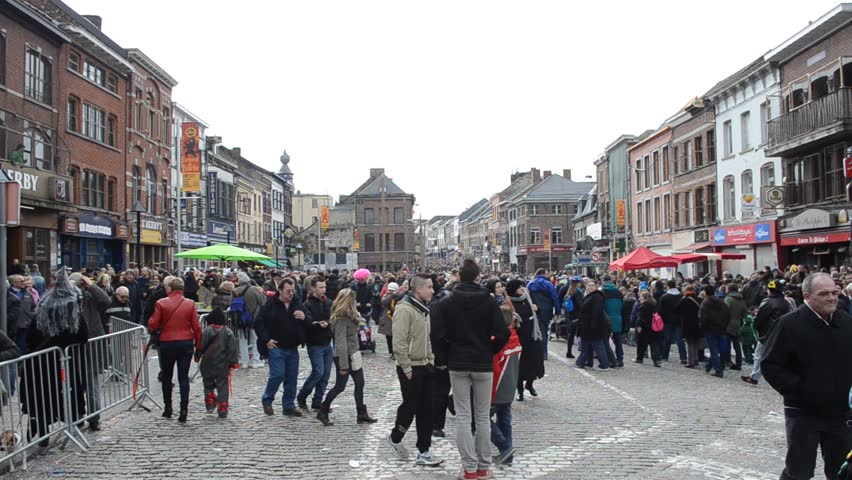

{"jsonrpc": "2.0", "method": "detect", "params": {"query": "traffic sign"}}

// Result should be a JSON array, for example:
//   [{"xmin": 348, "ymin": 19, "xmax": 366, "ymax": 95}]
[{"xmin": 591, "ymin": 251, "xmax": 601, "ymax": 262}]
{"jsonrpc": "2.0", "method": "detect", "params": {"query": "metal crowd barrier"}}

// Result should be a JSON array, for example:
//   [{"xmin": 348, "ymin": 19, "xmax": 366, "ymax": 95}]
[
  {"xmin": 0, "ymin": 347, "xmax": 84, "ymax": 472},
  {"xmin": 0, "ymin": 320, "xmax": 158, "ymax": 471}
]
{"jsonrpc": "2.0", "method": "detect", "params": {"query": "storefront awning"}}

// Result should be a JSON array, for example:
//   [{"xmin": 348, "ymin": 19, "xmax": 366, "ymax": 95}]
[{"xmin": 672, "ymin": 242, "xmax": 711, "ymax": 254}]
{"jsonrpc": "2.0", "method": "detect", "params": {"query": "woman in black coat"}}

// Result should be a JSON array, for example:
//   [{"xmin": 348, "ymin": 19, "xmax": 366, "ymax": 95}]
[
  {"xmin": 635, "ymin": 291, "xmax": 661, "ymax": 367},
  {"xmin": 675, "ymin": 285, "xmax": 702, "ymax": 368},
  {"xmin": 507, "ymin": 279, "xmax": 543, "ymax": 401},
  {"xmin": 575, "ymin": 282, "xmax": 611, "ymax": 370}
]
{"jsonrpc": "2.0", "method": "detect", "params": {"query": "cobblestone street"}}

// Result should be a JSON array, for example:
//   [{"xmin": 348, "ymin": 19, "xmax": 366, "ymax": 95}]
[{"xmin": 12, "ymin": 336, "xmax": 794, "ymax": 480}]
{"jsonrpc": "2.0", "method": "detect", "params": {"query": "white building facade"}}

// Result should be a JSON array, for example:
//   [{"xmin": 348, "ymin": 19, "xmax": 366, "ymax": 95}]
[{"xmin": 707, "ymin": 59, "xmax": 783, "ymax": 275}]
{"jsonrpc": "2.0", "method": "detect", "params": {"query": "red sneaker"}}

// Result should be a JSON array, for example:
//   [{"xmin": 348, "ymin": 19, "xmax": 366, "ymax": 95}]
[{"xmin": 477, "ymin": 469, "xmax": 494, "ymax": 479}]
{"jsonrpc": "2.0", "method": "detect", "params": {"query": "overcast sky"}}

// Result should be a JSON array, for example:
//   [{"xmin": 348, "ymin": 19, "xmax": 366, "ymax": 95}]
[{"xmin": 67, "ymin": 0, "xmax": 840, "ymax": 219}]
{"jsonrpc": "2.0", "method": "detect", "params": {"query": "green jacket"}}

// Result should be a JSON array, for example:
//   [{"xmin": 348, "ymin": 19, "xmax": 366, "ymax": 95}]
[
  {"xmin": 724, "ymin": 292, "xmax": 748, "ymax": 338},
  {"xmin": 392, "ymin": 296, "xmax": 434, "ymax": 374}
]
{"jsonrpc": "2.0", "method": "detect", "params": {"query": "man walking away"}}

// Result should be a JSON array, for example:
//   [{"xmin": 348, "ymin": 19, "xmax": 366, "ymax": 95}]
[
  {"xmin": 601, "ymin": 276, "xmax": 625, "ymax": 367},
  {"xmin": 723, "ymin": 284, "xmax": 747, "ymax": 371},
  {"xmin": 657, "ymin": 280, "xmax": 685, "ymax": 363},
  {"xmin": 432, "ymin": 260, "xmax": 509, "ymax": 479},
  {"xmin": 387, "ymin": 274, "xmax": 443, "ymax": 467},
  {"xmin": 742, "ymin": 280, "xmax": 789, "ymax": 386},
  {"xmin": 762, "ymin": 273, "xmax": 852, "ymax": 479}
]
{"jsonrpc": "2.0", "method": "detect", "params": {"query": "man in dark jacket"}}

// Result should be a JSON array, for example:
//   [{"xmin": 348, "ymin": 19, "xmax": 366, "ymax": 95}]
[
  {"xmin": 698, "ymin": 285, "xmax": 729, "ymax": 378},
  {"xmin": 123, "ymin": 270, "xmax": 143, "ymax": 325},
  {"xmin": 575, "ymin": 282, "xmax": 611, "ymax": 370},
  {"xmin": 8, "ymin": 275, "xmax": 35, "ymax": 353},
  {"xmin": 296, "ymin": 277, "xmax": 333, "ymax": 411},
  {"xmin": 183, "ymin": 269, "xmax": 200, "ymax": 302},
  {"xmin": 762, "ymin": 273, "xmax": 852, "ymax": 480},
  {"xmin": 527, "ymin": 269, "xmax": 560, "ymax": 361},
  {"xmin": 657, "ymin": 279, "xmax": 685, "ymax": 363},
  {"xmin": 431, "ymin": 259, "xmax": 508, "ymax": 475},
  {"xmin": 742, "ymin": 280, "xmax": 789, "ymax": 386},
  {"xmin": 325, "ymin": 269, "xmax": 341, "ymax": 300},
  {"xmin": 254, "ymin": 278, "xmax": 311, "ymax": 417},
  {"xmin": 103, "ymin": 286, "xmax": 133, "ymax": 327}
]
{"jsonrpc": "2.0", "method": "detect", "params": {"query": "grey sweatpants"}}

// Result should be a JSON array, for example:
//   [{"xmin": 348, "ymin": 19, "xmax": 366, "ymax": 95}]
[
  {"xmin": 450, "ymin": 370, "xmax": 493, "ymax": 472},
  {"xmin": 203, "ymin": 375, "xmax": 230, "ymax": 411}
]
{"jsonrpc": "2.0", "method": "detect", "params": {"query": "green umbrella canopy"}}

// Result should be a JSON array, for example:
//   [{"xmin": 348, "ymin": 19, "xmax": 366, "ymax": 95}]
[{"xmin": 174, "ymin": 243, "xmax": 272, "ymax": 262}]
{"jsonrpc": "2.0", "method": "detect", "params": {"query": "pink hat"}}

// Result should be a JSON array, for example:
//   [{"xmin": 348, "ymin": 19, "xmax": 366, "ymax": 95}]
[{"xmin": 354, "ymin": 268, "xmax": 371, "ymax": 282}]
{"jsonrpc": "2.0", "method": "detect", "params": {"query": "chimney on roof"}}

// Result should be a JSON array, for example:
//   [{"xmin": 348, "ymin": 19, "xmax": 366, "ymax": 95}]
[
  {"xmin": 531, "ymin": 168, "xmax": 541, "ymax": 184},
  {"xmin": 83, "ymin": 15, "xmax": 102, "ymax": 29},
  {"xmin": 232, "ymin": 147, "xmax": 241, "ymax": 158},
  {"xmin": 563, "ymin": 169, "xmax": 572, "ymax": 180},
  {"xmin": 543, "ymin": 170, "xmax": 552, "ymax": 179},
  {"xmin": 370, "ymin": 168, "xmax": 385, "ymax": 179}
]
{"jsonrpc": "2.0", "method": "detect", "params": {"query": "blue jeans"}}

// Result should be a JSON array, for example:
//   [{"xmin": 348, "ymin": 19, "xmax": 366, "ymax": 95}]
[
  {"xmin": 298, "ymin": 344, "xmax": 333, "ymax": 408},
  {"xmin": 539, "ymin": 318, "xmax": 551, "ymax": 360},
  {"xmin": 704, "ymin": 334, "xmax": 724, "ymax": 376},
  {"xmin": 575, "ymin": 339, "xmax": 610, "ymax": 369},
  {"xmin": 490, "ymin": 403, "xmax": 512, "ymax": 454},
  {"xmin": 611, "ymin": 332, "xmax": 624, "ymax": 364},
  {"xmin": 262, "ymin": 347, "xmax": 300, "ymax": 410},
  {"xmin": 661, "ymin": 324, "xmax": 687, "ymax": 361}
]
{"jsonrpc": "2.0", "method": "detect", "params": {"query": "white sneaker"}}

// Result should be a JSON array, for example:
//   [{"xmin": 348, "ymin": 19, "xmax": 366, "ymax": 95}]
[
  {"xmin": 415, "ymin": 451, "xmax": 444, "ymax": 466},
  {"xmin": 386, "ymin": 434, "xmax": 409, "ymax": 460}
]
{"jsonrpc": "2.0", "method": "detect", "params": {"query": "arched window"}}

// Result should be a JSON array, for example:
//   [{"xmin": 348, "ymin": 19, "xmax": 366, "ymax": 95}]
[
  {"xmin": 147, "ymin": 92, "xmax": 157, "ymax": 138},
  {"xmin": 132, "ymin": 166, "xmax": 142, "ymax": 204},
  {"xmin": 147, "ymin": 165, "xmax": 157, "ymax": 213},
  {"xmin": 23, "ymin": 128, "xmax": 49, "ymax": 169}
]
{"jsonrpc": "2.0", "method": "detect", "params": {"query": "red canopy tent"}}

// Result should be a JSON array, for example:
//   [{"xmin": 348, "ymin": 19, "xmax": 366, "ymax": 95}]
[{"xmin": 610, "ymin": 246, "xmax": 680, "ymax": 271}]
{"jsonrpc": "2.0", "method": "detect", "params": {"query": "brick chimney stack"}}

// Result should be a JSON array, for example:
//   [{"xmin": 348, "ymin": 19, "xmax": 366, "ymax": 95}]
[
  {"xmin": 563, "ymin": 169, "xmax": 572, "ymax": 180},
  {"xmin": 370, "ymin": 168, "xmax": 385, "ymax": 179},
  {"xmin": 543, "ymin": 170, "xmax": 552, "ymax": 179}
]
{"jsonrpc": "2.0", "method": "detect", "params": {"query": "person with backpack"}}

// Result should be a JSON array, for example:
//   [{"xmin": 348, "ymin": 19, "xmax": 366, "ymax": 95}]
[
  {"xmin": 698, "ymin": 285, "xmax": 730, "ymax": 378},
  {"xmin": 635, "ymin": 290, "xmax": 662, "ymax": 367},
  {"xmin": 195, "ymin": 307, "xmax": 239, "ymax": 418},
  {"xmin": 232, "ymin": 273, "xmax": 266, "ymax": 368}
]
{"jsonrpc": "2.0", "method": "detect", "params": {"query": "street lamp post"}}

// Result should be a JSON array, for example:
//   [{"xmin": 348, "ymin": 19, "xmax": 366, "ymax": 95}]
[
  {"xmin": 131, "ymin": 200, "xmax": 146, "ymax": 269},
  {"xmin": 225, "ymin": 224, "xmax": 233, "ymax": 245}
]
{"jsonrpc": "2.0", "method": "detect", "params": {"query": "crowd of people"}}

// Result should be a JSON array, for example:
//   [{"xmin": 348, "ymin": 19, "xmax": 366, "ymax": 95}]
[{"xmin": 3, "ymin": 257, "xmax": 851, "ymax": 479}]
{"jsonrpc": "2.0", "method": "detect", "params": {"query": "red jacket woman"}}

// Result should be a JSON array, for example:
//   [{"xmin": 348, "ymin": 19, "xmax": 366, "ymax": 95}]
[{"xmin": 148, "ymin": 278, "xmax": 200, "ymax": 423}]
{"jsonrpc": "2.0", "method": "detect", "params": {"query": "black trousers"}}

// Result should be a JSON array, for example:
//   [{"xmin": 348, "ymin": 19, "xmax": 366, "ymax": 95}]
[
  {"xmin": 780, "ymin": 414, "xmax": 852, "ymax": 480},
  {"xmin": 159, "ymin": 340, "xmax": 194, "ymax": 406},
  {"xmin": 636, "ymin": 332, "xmax": 660, "ymax": 362},
  {"xmin": 322, "ymin": 357, "xmax": 364, "ymax": 410},
  {"xmin": 391, "ymin": 365, "xmax": 433, "ymax": 453},
  {"xmin": 432, "ymin": 367, "xmax": 451, "ymax": 430},
  {"xmin": 386, "ymin": 335, "xmax": 394, "ymax": 355}
]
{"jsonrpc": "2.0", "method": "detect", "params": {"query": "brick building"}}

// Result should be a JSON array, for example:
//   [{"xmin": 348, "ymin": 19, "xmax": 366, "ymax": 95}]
[
  {"xmin": 125, "ymin": 48, "xmax": 177, "ymax": 269},
  {"xmin": 669, "ymin": 98, "xmax": 718, "ymax": 278},
  {"xmin": 44, "ymin": 8, "xmax": 133, "ymax": 270},
  {"xmin": 0, "ymin": 0, "xmax": 73, "ymax": 275},
  {"xmin": 629, "ymin": 126, "xmax": 674, "ymax": 272},
  {"xmin": 508, "ymin": 171, "xmax": 593, "ymax": 274},
  {"xmin": 339, "ymin": 168, "xmax": 415, "ymax": 271},
  {"xmin": 765, "ymin": 5, "xmax": 852, "ymax": 268}
]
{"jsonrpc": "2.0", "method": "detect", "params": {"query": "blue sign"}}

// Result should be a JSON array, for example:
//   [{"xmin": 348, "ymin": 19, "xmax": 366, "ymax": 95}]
[
  {"xmin": 180, "ymin": 231, "xmax": 208, "ymax": 247},
  {"xmin": 77, "ymin": 214, "xmax": 115, "ymax": 239},
  {"xmin": 754, "ymin": 223, "xmax": 771, "ymax": 242},
  {"xmin": 713, "ymin": 228, "xmax": 726, "ymax": 244},
  {"xmin": 208, "ymin": 171, "xmax": 218, "ymax": 217},
  {"xmin": 207, "ymin": 219, "xmax": 233, "ymax": 243}
]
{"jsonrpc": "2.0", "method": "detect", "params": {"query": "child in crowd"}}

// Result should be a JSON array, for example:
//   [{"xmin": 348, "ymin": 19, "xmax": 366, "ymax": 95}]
[
  {"xmin": 195, "ymin": 308, "xmax": 239, "ymax": 418},
  {"xmin": 490, "ymin": 306, "xmax": 522, "ymax": 466}
]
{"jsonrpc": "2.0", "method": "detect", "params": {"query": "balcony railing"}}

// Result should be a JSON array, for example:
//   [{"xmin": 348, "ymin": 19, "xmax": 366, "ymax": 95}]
[{"xmin": 767, "ymin": 88, "xmax": 852, "ymax": 154}]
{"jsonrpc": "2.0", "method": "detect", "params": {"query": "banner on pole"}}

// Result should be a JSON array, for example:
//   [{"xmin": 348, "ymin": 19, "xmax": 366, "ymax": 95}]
[
  {"xmin": 320, "ymin": 206, "xmax": 329, "ymax": 234},
  {"xmin": 181, "ymin": 123, "xmax": 201, "ymax": 192}
]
